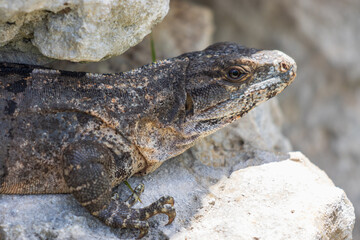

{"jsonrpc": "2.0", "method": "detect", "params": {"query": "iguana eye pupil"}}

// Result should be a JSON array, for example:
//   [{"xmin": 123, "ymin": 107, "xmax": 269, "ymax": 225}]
[
  {"xmin": 229, "ymin": 69, "xmax": 241, "ymax": 78},
  {"xmin": 226, "ymin": 67, "xmax": 247, "ymax": 82}
]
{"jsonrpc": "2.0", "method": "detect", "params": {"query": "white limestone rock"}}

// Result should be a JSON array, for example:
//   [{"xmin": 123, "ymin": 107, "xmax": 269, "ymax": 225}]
[
  {"xmin": 0, "ymin": 151, "xmax": 354, "ymax": 239},
  {"xmin": 0, "ymin": 0, "xmax": 169, "ymax": 62},
  {"xmin": 46, "ymin": 0, "xmax": 214, "ymax": 73},
  {"xmin": 172, "ymin": 152, "xmax": 355, "ymax": 240}
]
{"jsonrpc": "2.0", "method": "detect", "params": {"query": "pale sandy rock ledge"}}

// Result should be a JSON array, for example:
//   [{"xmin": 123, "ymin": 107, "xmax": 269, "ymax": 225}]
[
  {"xmin": 0, "ymin": 0, "xmax": 169, "ymax": 63},
  {"xmin": 0, "ymin": 151, "xmax": 355, "ymax": 239},
  {"xmin": 173, "ymin": 152, "xmax": 355, "ymax": 240}
]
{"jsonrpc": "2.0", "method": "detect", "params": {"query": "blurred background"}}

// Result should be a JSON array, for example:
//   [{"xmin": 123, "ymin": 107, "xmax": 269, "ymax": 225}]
[{"xmin": 48, "ymin": 0, "xmax": 359, "ymax": 237}]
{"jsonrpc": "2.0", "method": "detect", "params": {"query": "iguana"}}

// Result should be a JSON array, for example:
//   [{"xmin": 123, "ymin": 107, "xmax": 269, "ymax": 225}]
[{"xmin": 0, "ymin": 42, "xmax": 296, "ymax": 238}]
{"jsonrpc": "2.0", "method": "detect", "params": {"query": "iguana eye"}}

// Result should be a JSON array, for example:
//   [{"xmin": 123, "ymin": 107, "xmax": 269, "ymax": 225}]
[{"xmin": 225, "ymin": 66, "xmax": 248, "ymax": 82}]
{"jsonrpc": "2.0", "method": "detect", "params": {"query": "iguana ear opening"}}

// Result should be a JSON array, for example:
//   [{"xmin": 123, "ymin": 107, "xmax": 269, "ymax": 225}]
[{"xmin": 185, "ymin": 93, "xmax": 194, "ymax": 117}]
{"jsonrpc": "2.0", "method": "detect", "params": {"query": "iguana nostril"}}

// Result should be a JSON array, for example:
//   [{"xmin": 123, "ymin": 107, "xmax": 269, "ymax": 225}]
[
  {"xmin": 290, "ymin": 69, "xmax": 296, "ymax": 78},
  {"xmin": 280, "ymin": 61, "xmax": 290, "ymax": 72}
]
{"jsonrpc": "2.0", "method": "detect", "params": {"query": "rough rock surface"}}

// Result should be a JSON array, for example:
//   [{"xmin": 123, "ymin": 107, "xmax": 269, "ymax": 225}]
[
  {"xmin": 0, "ymin": 0, "xmax": 169, "ymax": 62},
  {"xmin": 0, "ymin": 151, "xmax": 354, "ymax": 239},
  {"xmin": 193, "ymin": 0, "xmax": 360, "ymax": 237},
  {"xmin": 173, "ymin": 152, "xmax": 355, "ymax": 240},
  {"xmin": 46, "ymin": 0, "xmax": 214, "ymax": 73}
]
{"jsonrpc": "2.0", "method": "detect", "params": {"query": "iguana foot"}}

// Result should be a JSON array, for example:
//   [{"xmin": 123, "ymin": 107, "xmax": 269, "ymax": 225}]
[
  {"xmin": 63, "ymin": 142, "xmax": 175, "ymax": 238},
  {"xmin": 99, "ymin": 185, "xmax": 175, "ymax": 239}
]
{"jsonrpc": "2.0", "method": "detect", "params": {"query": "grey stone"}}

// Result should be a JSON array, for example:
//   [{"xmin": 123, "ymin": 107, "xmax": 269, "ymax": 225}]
[
  {"xmin": 1, "ymin": 151, "xmax": 354, "ymax": 239},
  {"xmin": 173, "ymin": 152, "xmax": 355, "ymax": 240},
  {"xmin": 46, "ymin": 0, "xmax": 214, "ymax": 73},
  {"xmin": 0, "ymin": 0, "xmax": 169, "ymax": 62}
]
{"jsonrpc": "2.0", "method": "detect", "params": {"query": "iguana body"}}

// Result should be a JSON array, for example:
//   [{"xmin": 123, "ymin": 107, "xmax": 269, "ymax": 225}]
[{"xmin": 0, "ymin": 42, "xmax": 296, "ymax": 238}]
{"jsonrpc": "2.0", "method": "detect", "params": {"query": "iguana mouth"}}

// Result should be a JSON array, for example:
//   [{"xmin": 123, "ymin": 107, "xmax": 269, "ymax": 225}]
[{"xmin": 188, "ymin": 76, "xmax": 285, "ymax": 122}]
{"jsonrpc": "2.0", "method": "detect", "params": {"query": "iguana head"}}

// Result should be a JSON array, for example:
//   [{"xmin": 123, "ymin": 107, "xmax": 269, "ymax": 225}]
[
  {"xmin": 135, "ymin": 42, "xmax": 296, "ymax": 174},
  {"xmin": 181, "ymin": 42, "xmax": 296, "ymax": 136}
]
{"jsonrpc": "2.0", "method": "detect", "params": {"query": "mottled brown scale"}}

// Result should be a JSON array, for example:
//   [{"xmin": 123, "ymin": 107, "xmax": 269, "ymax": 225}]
[{"xmin": 0, "ymin": 42, "xmax": 296, "ymax": 238}]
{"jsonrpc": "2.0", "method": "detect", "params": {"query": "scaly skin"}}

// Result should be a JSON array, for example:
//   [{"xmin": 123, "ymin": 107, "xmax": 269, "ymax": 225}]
[{"xmin": 0, "ymin": 42, "xmax": 296, "ymax": 238}]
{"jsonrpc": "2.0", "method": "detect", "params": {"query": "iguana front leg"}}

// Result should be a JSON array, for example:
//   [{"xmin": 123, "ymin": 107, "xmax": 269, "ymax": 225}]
[{"xmin": 62, "ymin": 141, "xmax": 175, "ymax": 238}]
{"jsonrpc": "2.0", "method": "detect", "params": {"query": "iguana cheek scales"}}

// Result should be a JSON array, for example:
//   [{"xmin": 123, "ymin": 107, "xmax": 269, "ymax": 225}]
[{"xmin": 0, "ymin": 42, "xmax": 296, "ymax": 238}]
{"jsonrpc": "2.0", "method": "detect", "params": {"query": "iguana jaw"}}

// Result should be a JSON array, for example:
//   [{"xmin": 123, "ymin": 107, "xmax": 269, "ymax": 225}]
[{"xmin": 190, "ymin": 76, "xmax": 286, "ymax": 120}]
